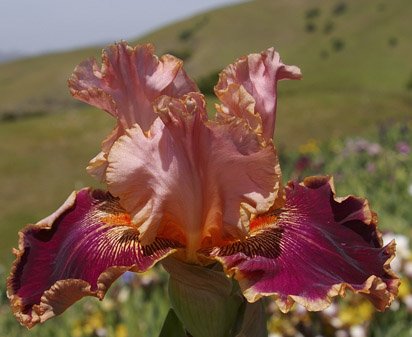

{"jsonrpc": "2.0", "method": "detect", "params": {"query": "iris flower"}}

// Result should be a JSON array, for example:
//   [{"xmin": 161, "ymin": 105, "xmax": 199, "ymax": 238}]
[{"xmin": 8, "ymin": 43, "xmax": 398, "ymax": 329}]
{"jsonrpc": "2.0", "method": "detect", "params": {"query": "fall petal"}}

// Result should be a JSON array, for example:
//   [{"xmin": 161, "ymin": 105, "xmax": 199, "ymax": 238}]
[
  {"xmin": 206, "ymin": 176, "xmax": 399, "ymax": 312},
  {"xmin": 7, "ymin": 189, "xmax": 180, "ymax": 328},
  {"xmin": 215, "ymin": 48, "xmax": 301, "ymax": 140},
  {"xmin": 106, "ymin": 93, "xmax": 280, "ymax": 259}
]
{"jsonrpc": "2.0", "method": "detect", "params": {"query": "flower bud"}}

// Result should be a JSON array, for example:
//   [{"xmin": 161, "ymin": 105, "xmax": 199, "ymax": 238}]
[{"xmin": 162, "ymin": 257, "xmax": 267, "ymax": 337}]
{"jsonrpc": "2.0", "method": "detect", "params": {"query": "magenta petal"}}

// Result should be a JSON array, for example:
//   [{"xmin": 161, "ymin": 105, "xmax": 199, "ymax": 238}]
[
  {"xmin": 207, "ymin": 176, "xmax": 399, "ymax": 312},
  {"xmin": 7, "ymin": 188, "xmax": 180, "ymax": 328}
]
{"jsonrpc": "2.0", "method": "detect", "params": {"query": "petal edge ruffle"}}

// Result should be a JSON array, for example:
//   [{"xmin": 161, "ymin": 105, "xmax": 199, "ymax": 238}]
[
  {"xmin": 205, "ymin": 176, "xmax": 399, "ymax": 312},
  {"xmin": 106, "ymin": 93, "xmax": 281, "ymax": 260},
  {"xmin": 215, "ymin": 47, "xmax": 301, "ymax": 140},
  {"xmin": 7, "ymin": 188, "xmax": 181, "ymax": 328},
  {"xmin": 68, "ymin": 42, "xmax": 198, "ymax": 182},
  {"xmin": 68, "ymin": 42, "xmax": 197, "ymax": 131}
]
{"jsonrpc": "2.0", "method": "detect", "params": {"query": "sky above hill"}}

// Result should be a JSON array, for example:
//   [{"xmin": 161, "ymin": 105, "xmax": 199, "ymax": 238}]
[{"xmin": 0, "ymin": 0, "xmax": 243, "ymax": 56}]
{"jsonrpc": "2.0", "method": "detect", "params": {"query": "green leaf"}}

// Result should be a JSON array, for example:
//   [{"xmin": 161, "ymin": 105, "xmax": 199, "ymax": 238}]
[{"xmin": 159, "ymin": 308, "xmax": 187, "ymax": 337}]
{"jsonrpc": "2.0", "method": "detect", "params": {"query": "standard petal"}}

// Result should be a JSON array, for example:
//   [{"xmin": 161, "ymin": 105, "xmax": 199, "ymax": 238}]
[
  {"xmin": 69, "ymin": 42, "xmax": 198, "ymax": 181},
  {"xmin": 206, "ymin": 176, "xmax": 399, "ymax": 312},
  {"xmin": 7, "ymin": 188, "xmax": 180, "ymax": 328},
  {"xmin": 86, "ymin": 125, "xmax": 124, "ymax": 181},
  {"xmin": 215, "ymin": 48, "xmax": 301, "ymax": 140},
  {"xmin": 215, "ymin": 84, "xmax": 263, "ymax": 138},
  {"xmin": 68, "ymin": 42, "xmax": 198, "ymax": 131},
  {"xmin": 106, "ymin": 93, "xmax": 280, "ymax": 261}
]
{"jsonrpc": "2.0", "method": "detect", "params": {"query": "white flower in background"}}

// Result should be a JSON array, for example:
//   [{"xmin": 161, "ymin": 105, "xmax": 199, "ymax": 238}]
[
  {"xmin": 323, "ymin": 303, "xmax": 339, "ymax": 317},
  {"xmin": 383, "ymin": 233, "xmax": 410, "ymax": 272},
  {"xmin": 390, "ymin": 299, "xmax": 400, "ymax": 311},
  {"xmin": 268, "ymin": 333, "xmax": 282, "ymax": 337},
  {"xmin": 350, "ymin": 325, "xmax": 367, "ymax": 337},
  {"xmin": 330, "ymin": 317, "xmax": 343, "ymax": 329},
  {"xmin": 403, "ymin": 295, "xmax": 412, "ymax": 312},
  {"xmin": 295, "ymin": 303, "xmax": 308, "ymax": 315},
  {"xmin": 117, "ymin": 287, "xmax": 130, "ymax": 303},
  {"xmin": 343, "ymin": 139, "xmax": 381, "ymax": 156},
  {"xmin": 390, "ymin": 257, "xmax": 402, "ymax": 272},
  {"xmin": 394, "ymin": 234, "xmax": 411, "ymax": 259},
  {"xmin": 95, "ymin": 327, "xmax": 108, "ymax": 337},
  {"xmin": 408, "ymin": 184, "xmax": 412, "ymax": 197},
  {"xmin": 404, "ymin": 261, "xmax": 412, "ymax": 278}
]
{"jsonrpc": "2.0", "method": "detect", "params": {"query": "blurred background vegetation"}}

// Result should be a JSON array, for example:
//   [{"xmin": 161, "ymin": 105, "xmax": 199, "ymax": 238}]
[{"xmin": 0, "ymin": 0, "xmax": 411, "ymax": 336}]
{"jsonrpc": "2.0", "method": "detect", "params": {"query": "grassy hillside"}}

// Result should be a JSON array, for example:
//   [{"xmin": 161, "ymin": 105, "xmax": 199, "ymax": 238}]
[
  {"xmin": 0, "ymin": 0, "xmax": 412, "ymax": 262},
  {"xmin": 0, "ymin": 0, "xmax": 411, "ymax": 141},
  {"xmin": 0, "ymin": 108, "xmax": 113, "ymax": 261}
]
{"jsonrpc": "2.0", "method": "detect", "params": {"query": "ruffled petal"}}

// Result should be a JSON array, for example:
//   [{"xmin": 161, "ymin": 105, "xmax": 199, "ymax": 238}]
[
  {"xmin": 69, "ymin": 42, "xmax": 198, "ymax": 180},
  {"xmin": 215, "ymin": 48, "xmax": 301, "ymax": 140},
  {"xmin": 7, "ymin": 188, "xmax": 180, "ymax": 328},
  {"xmin": 206, "ymin": 176, "xmax": 399, "ymax": 312},
  {"xmin": 68, "ymin": 42, "xmax": 197, "ymax": 131},
  {"xmin": 105, "ymin": 93, "xmax": 280, "ymax": 260},
  {"xmin": 86, "ymin": 125, "xmax": 124, "ymax": 181}
]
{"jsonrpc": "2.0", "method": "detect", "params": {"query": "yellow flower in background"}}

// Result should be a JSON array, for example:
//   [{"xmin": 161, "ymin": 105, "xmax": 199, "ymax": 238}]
[
  {"xmin": 339, "ymin": 300, "xmax": 374, "ymax": 326},
  {"xmin": 115, "ymin": 324, "xmax": 128, "ymax": 337},
  {"xmin": 299, "ymin": 138, "xmax": 320, "ymax": 154},
  {"xmin": 71, "ymin": 311, "xmax": 104, "ymax": 337},
  {"xmin": 267, "ymin": 315, "xmax": 296, "ymax": 336},
  {"xmin": 83, "ymin": 312, "xmax": 104, "ymax": 335},
  {"xmin": 72, "ymin": 325, "xmax": 83, "ymax": 337},
  {"xmin": 398, "ymin": 277, "xmax": 410, "ymax": 298}
]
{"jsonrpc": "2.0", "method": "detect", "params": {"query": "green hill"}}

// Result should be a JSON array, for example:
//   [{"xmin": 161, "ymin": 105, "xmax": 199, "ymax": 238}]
[
  {"xmin": 0, "ymin": 0, "xmax": 412, "ymax": 262},
  {"xmin": 1, "ymin": 0, "xmax": 411, "ymax": 142}
]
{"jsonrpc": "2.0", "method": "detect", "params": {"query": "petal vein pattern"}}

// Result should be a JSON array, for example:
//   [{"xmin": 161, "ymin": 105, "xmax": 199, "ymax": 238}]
[
  {"xmin": 206, "ymin": 177, "xmax": 399, "ymax": 312},
  {"xmin": 106, "ymin": 93, "xmax": 280, "ymax": 259},
  {"xmin": 7, "ymin": 189, "xmax": 180, "ymax": 328}
]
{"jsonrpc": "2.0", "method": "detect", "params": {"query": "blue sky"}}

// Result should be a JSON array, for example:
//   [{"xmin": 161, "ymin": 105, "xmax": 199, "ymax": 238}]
[{"xmin": 0, "ymin": 0, "xmax": 243, "ymax": 55}]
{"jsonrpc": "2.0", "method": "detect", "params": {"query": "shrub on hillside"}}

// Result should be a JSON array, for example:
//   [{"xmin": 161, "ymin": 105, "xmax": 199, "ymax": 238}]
[
  {"xmin": 305, "ymin": 7, "xmax": 321, "ymax": 20},
  {"xmin": 333, "ymin": 1, "xmax": 347, "ymax": 16},
  {"xmin": 323, "ymin": 20, "xmax": 335, "ymax": 34},
  {"xmin": 164, "ymin": 48, "xmax": 193, "ymax": 61},
  {"xmin": 197, "ymin": 70, "xmax": 220, "ymax": 96},
  {"xmin": 305, "ymin": 22, "xmax": 316, "ymax": 33},
  {"xmin": 331, "ymin": 37, "xmax": 345, "ymax": 51}
]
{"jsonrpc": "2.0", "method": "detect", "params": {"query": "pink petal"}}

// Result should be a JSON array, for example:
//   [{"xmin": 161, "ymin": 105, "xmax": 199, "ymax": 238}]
[
  {"xmin": 215, "ymin": 48, "xmax": 301, "ymax": 140},
  {"xmin": 68, "ymin": 42, "xmax": 198, "ymax": 180},
  {"xmin": 7, "ymin": 189, "xmax": 180, "ymax": 328},
  {"xmin": 69, "ymin": 42, "xmax": 197, "ymax": 130},
  {"xmin": 87, "ymin": 125, "xmax": 124, "ymax": 181},
  {"xmin": 206, "ymin": 176, "xmax": 399, "ymax": 312},
  {"xmin": 105, "ymin": 93, "xmax": 280, "ymax": 261}
]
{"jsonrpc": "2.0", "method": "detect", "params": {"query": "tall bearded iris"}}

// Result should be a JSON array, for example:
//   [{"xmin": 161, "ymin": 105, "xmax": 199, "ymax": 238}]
[{"xmin": 8, "ymin": 43, "xmax": 398, "ymax": 332}]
